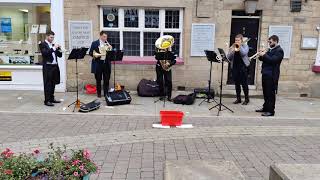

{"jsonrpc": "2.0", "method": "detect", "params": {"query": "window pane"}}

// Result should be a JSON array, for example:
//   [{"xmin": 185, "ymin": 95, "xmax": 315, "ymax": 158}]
[
  {"xmin": 144, "ymin": 32, "xmax": 160, "ymax": 56},
  {"xmin": 105, "ymin": 31, "xmax": 120, "ymax": 50},
  {"xmin": 123, "ymin": 32, "xmax": 140, "ymax": 56},
  {"xmin": 164, "ymin": 32, "xmax": 180, "ymax": 55},
  {"xmin": 103, "ymin": 8, "xmax": 118, "ymax": 28},
  {"xmin": 124, "ymin": 9, "xmax": 139, "ymax": 28},
  {"xmin": 145, "ymin": 9, "xmax": 159, "ymax": 28},
  {"xmin": 165, "ymin": 10, "xmax": 180, "ymax": 29}
]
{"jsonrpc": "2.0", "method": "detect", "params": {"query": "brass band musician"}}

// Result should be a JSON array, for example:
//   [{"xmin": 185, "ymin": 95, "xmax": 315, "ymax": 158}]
[
  {"xmin": 227, "ymin": 34, "xmax": 250, "ymax": 105},
  {"xmin": 154, "ymin": 35, "xmax": 176, "ymax": 101}
]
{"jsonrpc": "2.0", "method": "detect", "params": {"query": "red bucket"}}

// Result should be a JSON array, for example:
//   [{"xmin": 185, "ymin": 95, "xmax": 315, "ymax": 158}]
[
  {"xmin": 85, "ymin": 84, "xmax": 97, "ymax": 94},
  {"xmin": 160, "ymin": 111, "xmax": 184, "ymax": 126}
]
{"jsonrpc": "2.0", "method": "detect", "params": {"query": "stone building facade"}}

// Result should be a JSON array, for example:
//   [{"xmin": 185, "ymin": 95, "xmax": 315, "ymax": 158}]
[{"xmin": 64, "ymin": 0, "xmax": 320, "ymax": 97}]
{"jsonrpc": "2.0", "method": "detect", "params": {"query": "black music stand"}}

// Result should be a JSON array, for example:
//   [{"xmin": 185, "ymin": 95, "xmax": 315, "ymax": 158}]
[
  {"xmin": 199, "ymin": 50, "xmax": 219, "ymax": 106},
  {"xmin": 67, "ymin": 47, "xmax": 88, "ymax": 112},
  {"xmin": 154, "ymin": 51, "xmax": 175, "ymax": 107},
  {"xmin": 209, "ymin": 48, "xmax": 234, "ymax": 116},
  {"xmin": 106, "ymin": 49, "xmax": 124, "ymax": 91}
]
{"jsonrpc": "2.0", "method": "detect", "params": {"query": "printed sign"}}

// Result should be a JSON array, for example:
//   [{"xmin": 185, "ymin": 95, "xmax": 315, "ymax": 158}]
[
  {"xmin": 191, "ymin": 24, "xmax": 215, "ymax": 56},
  {"xmin": 68, "ymin": 21, "xmax": 93, "ymax": 50},
  {"xmin": 269, "ymin": 26, "xmax": 293, "ymax": 58},
  {"xmin": 0, "ymin": 18, "xmax": 12, "ymax": 33}
]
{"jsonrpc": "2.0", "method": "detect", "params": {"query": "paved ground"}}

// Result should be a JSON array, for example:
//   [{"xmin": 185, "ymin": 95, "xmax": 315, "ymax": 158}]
[{"xmin": 0, "ymin": 91, "xmax": 320, "ymax": 180}]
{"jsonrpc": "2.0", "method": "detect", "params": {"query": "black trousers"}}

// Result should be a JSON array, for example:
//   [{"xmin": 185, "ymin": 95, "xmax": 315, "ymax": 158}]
[
  {"xmin": 94, "ymin": 60, "xmax": 111, "ymax": 96},
  {"xmin": 232, "ymin": 68, "xmax": 249, "ymax": 100},
  {"xmin": 156, "ymin": 65, "xmax": 172, "ymax": 98},
  {"xmin": 43, "ymin": 64, "xmax": 60, "ymax": 103},
  {"xmin": 262, "ymin": 75, "xmax": 276, "ymax": 113}
]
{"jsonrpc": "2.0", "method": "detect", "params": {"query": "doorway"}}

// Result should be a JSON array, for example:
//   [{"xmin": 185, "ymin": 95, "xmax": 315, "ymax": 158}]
[{"xmin": 227, "ymin": 11, "xmax": 261, "ymax": 85}]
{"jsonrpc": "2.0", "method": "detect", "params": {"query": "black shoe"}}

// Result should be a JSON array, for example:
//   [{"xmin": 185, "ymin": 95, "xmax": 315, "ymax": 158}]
[
  {"xmin": 50, "ymin": 99, "xmax": 61, "ymax": 103},
  {"xmin": 167, "ymin": 97, "xmax": 172, "ymax": 102},
  {"xmin": 261, "ymin": 112, "xmax": 274, "ymax": 117},
  {"xmin": 44, "ymin": 102, "xmax": 54, "ymax": 107},
  {"xmin": 255, "ymin": 108, "xmax": 266, "ymax": 113},
  {"xmin": 159, "ymin": 97, "xmax": 164, "ymax": 101},
  {"xmin": 233, "ymin": 99, "xmax": 241, "ymax": 104},
  {"xmin": 242, "ymin": 99, "xmax": 249, "ymax": 105}
]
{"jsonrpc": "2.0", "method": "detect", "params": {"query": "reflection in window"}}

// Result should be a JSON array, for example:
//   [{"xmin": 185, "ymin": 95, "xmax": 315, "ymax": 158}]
[
  {"xmin": 123, "ymin": 32, "xmax": 140, "ymax": 56},
  {"xmin": 105, "ymin": 31, "xmax": 120, "ymax": 50},
  {"xmin": 164, "ymin": 32, "xmax": 180, "ymax": 55},
  {"xmin": 145, "ymin": 10, "xmax": 159, "ymax": 28},
  {"xmin": 144, "ymin": 32, "xmax": 160, "ymax": 56},
  {"xmin": 165, "ymin": 10, "xmax": 180, "ymax": 29},
  {"xmin": 103, "ymin": 8, "xmax": 119, "ymax": 28},
  {"xmin": 124, "ymin": 9, "xmax": 139, "ymax": 28}
]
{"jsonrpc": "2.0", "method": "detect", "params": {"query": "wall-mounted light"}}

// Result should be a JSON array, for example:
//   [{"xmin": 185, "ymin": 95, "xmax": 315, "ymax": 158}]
[
  {"xmin": 18, "ymin": 9, "xmax": 29, "ymax": 13},
  {"xmin": 244, "ymin": 0, "xmax": 258, "ymax": 14}
]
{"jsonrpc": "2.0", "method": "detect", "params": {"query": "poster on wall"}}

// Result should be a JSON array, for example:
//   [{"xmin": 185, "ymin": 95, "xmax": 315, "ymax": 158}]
[
  {"xmin": 39, "ymin": 24, "xmax": 47, "ymax": 34},
  {"xmin": 68, "ymin": 21, "xmax": 93, "ymax": 51},
  {"xmin": 268, "ymin": 25, "xmax": 293, "ymax": 58},
  {"xmin": 0, "ymin": 18, "xmax": 12, "ymax": 33},
  {"xmin": 191, "ymin": 23, "xmax": 215, "ymax": 56}
]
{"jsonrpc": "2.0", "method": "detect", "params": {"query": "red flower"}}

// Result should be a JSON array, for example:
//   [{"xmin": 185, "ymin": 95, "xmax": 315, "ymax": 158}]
[
  {"xmin": 72, "ymin": 160, "xmax": 81, "ymax": 166},
  {"xmin": 33, "ymin": 149, "xmax": 40, "ymax": 155},
  {"xmin": 4, "ymin": 169, "xmax": 13, "ymax": 175},
  {"xmin": 83, "ymin": 149, "xmax": 91, "ymax": 159},
  {"xmin": 5, "ymin": 151, "xmax": 14, "ymax": 158}
]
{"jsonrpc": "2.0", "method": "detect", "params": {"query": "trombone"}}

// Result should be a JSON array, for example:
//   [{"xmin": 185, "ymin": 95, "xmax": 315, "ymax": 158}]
[{"xmin": 231, "ymin": 38, "xmax": 251, "ymax": 52}]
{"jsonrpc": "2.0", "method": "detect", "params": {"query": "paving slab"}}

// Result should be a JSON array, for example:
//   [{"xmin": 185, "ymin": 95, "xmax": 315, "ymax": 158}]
[
  {"xmin": 270, "ymin": 164, "xmax": 320, "ymax": 180},
  {"xmin": 165, "ymin": 160, "xmax": 245, "ymax": 180}
]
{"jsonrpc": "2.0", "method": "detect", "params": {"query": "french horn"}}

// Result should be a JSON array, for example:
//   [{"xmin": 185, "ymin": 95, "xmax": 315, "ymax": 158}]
[
  {"xmin": 155, "ymin": 35, "xmax": 175, "ymax": 71},
  {"xmin": 93, "ymin": 41, "xmax": 112, "ymax": 60}
]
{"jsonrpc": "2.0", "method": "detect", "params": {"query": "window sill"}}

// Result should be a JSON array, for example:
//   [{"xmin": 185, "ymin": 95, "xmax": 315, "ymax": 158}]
[
  {"xmin": 0, "ymin": 65, "xmax": 42, "ymax": 69},
  {"xmin": 114, "ymin": 56, "xmax": 184, "ymax": 65}
]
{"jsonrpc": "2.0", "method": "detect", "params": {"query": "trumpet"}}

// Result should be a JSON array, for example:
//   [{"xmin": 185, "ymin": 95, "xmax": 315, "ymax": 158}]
[
  {"xmin": 93, "ymin": 41, "xmax": 112, "ymax": 60},
  {"xmin": 249, "ymin": 44, "xmax": 269, "ymax": 61}
]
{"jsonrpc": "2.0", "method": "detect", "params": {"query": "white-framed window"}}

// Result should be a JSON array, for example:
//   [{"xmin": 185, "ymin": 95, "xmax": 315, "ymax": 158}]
[{"xmin": 100, "ymin": 7, "xmax": 183, "ymax": 58}]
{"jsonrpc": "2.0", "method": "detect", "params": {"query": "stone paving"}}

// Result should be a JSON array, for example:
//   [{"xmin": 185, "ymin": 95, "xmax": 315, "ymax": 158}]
[{"xmin": 0, "ymin": 91, "xmax": 320, "ymax": 180}]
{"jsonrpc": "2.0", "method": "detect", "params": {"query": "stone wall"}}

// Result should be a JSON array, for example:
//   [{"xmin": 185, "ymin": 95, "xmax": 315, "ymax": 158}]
[{"xmin": 64, "ymin": 0, "xmax": 320, "ymax": 97}]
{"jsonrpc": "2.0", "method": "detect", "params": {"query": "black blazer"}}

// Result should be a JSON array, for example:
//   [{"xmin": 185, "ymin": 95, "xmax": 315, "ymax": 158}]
[
  {"xmin": 39, "ymin": 41, "xmax": 62, "ymax": 65},
  {"xmin": 89, "ymin": 40, "xmax": 111, "ymax": 74},
  {"xmin": 259, "ymin": 45, "xmax": 284, "ymax": 91},
  {"xmin": 154, "ymin": 51, "xmax": 177, "ymax": 67}
]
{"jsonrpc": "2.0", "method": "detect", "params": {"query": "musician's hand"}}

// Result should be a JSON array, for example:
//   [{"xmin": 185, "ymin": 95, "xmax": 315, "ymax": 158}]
[{"xmin": 54, "ymin": 44, "xmax": 60, "ymax": 49}]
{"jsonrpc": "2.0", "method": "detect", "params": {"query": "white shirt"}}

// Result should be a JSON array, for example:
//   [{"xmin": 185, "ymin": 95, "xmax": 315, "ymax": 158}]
[{"xmin": 45, "ymin": 40, "xmax": 57, "ymax": 64}]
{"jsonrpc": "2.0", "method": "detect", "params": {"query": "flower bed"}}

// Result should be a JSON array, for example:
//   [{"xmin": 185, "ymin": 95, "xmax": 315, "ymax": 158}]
[{"xmin": 0, "ymin": 144, "xmax": 98, "ymax": 180}]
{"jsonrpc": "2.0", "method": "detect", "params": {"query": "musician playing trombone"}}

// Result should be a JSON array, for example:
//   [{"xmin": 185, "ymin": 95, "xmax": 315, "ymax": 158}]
[
  {"xmin": 227, "ymin": 34, "xmax": 250, "ymax": 105},
  {"xmin": 89, "ymin": 31, "xmax": 112, "ymax": 98}
]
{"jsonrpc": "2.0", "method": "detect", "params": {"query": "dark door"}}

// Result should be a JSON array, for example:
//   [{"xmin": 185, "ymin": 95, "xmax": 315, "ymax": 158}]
[{"xmin": 227, "ymin": 18, "xmax": 260, "ymax": 85}]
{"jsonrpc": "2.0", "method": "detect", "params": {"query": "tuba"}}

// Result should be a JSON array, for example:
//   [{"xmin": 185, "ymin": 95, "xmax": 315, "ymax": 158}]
[
  {"xmin": 155, "ymin": 35, "xmax": 175, "ymax": 71},
  {"xmin": 93, "ymin": 41, "xmax": 112, "ymax": 60}
]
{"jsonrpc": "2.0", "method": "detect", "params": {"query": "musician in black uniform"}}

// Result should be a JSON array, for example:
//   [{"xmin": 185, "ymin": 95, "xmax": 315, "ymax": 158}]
[
  {"xmin": 256, "ymin": 35, "xmax": 284, "ymax": 116},
  {"xmin": 39, "ymin": 31, "xmax": 62, "ymax": 107},
  {"xmin": 155, "ymin": 47, "xmax": 176, "ymax": 101},
  {"xmin": 89, "ymin": 31, "xmax": 112, "ymax": 98}
]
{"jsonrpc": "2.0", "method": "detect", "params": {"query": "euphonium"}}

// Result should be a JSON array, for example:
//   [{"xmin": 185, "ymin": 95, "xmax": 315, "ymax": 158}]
[{"xmin": 155, "ymin": 35, "xmax": 175, "ymax": 71}]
